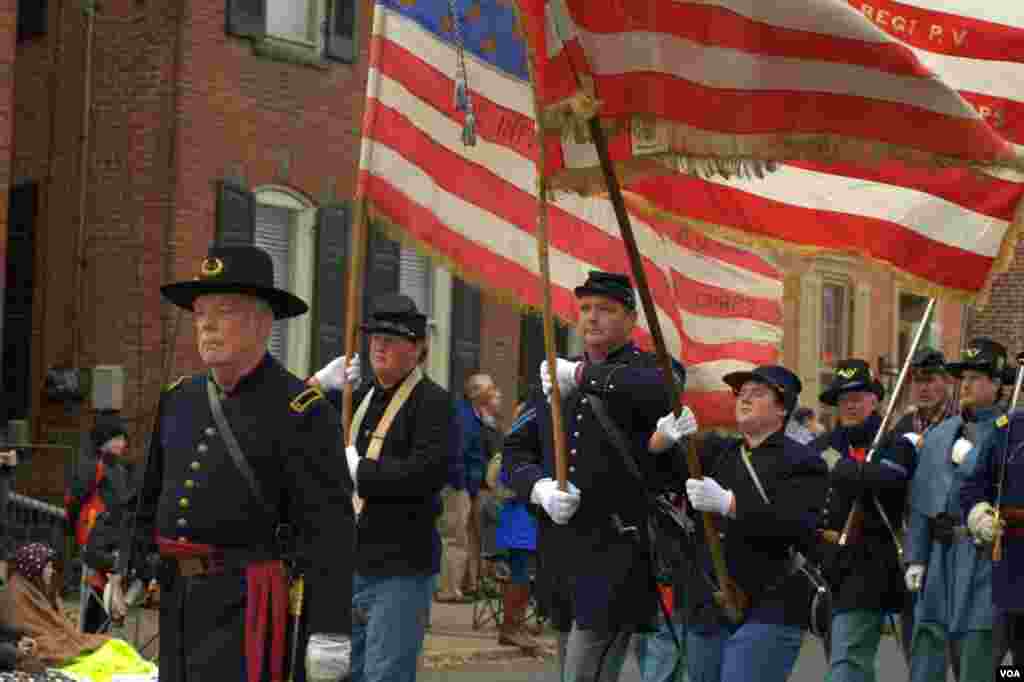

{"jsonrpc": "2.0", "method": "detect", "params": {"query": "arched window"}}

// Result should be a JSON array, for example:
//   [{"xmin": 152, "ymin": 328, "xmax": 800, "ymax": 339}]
[{"xmin": 253, "ymin": 186, "xmax": 316, "ymax": 378}]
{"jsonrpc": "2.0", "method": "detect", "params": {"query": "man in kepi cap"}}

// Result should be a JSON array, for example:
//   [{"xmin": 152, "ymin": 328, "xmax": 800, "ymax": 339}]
[
  {"xmin": 504, "ymin": 270, "xmax": 694, "ymax": 682},
  {"xmin": 904, "ymin": 338, "xmax": 1009, "ymax": 682},
  {"xmin": 683, "ymin": 365, "xmax": 827, "ymax": 681},
  {"xmin": 110, "ymin": 245, "xmax": 354, "ymax": 682},
  {"xmin": 886, "ymin": 347, "xmax": 954, "ymax": 660},
  {"xmin": 961, "ymin": 350, "xmax": 1024, "ymax": 676},
  {"xmin": 812, "ymin": 359, "xmax": 919, "ymax": 682},
  {"xmin": 311, "ymin": 293, "xmax": 454, "ymax": 682}
]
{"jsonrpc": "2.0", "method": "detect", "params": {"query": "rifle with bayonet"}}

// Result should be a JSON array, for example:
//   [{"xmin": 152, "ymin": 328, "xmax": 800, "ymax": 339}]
[{"xmin": 838, "ymin": 299, "xmax": 936, "ymax": 557}]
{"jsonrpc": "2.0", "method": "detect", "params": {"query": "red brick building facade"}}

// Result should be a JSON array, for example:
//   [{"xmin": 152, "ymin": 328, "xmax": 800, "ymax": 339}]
[{"xmin": 2, "ymin": 0, "xmax": 533, "ymax": 501}]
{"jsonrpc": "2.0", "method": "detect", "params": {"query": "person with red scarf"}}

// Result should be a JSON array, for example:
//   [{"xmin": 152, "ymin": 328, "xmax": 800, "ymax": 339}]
[
  {"xmin": 108, "ymin": 245, "xmax": 354, "ymax": 682},
  {"xmin": 65, "ymin": 410, "xmax": 132, "ymax": 633}
]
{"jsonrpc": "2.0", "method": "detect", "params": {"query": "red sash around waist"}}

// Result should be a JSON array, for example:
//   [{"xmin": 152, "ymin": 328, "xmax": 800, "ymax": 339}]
[{"xmin": 157, "ymin": 536, "xmax": 287, "ymax": 682}]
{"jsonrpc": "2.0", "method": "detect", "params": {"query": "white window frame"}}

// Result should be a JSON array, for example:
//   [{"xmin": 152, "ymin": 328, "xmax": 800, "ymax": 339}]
[
  {"xmin": 253, "ymin": 186, "xmax": 317, "ymax": 378},
  {"xmin": 265, "ymin": 0, "xmax": 326, "ymax": 49}
]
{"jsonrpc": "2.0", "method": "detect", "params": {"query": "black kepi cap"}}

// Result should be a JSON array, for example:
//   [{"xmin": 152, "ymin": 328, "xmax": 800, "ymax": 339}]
[
  {"xmin": 361, "ymin": 294, "xmax": 427, "ymax": 340},
  {"xmin": 723, "ymin": 365, "xmax": 802, "ymax": 413},
  {"xmin": 574, "ymin": 271, "xmax": 636, "ymax": 311}
]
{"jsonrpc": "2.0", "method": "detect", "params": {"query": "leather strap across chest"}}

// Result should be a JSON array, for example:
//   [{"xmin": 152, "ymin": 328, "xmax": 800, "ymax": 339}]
[{"xmin": 350, "ymin": 366, "xmax": 423, "ymax": 516}]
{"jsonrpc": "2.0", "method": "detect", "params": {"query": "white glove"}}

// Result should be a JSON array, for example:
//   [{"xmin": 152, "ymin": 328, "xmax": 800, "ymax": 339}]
[
  {"xmin": 540, "ymin": 359, "xmax": 582, "ymax": 398},
  {"xmin": 905, "ymin": 564, "xmax": 925, "ymax": 592},
  {"xmin": 306, "ymin": 633, "xmax": 352, "ymax": 682},
  {"xmin": 345, "ymin": 446, "xmax": 361, "ymax": 488},
  {"xmin": 967, "ymin": 501, "xmax": 998, "ymax": 543},
  {"xmin": 313, "ymin": 354, "xmax": 361, "ymax": 391},
  {"xmin": 951, "ymin": 437, "xmax": 973, "ymax": 465},
  {"xmin": 903, "ymin": 433, "xmax": 922, "ymax": 448},
  {"xmin": 530, "ymin": 478, "xmax": 582, "ymax": 525},
  {"xmin": 685, "ymin": 477, "xmax": 734, "ymax": 517},
  {"xmin": 655, "ymin": 408, "xmax": 698, "ymax": 446}
]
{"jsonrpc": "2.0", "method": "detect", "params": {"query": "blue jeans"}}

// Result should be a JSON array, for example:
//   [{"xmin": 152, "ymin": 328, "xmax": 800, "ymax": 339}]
[
  {"xmin": 633, "ymin": 609, "xmax": 686, "ymax": 682},
  {"xmin": 687, "ymin": 621, "xmax": 802, "ymax": 682},
  {"xmin": 351, "ymin": 573, "xmax": 433, "ymax": 682}
]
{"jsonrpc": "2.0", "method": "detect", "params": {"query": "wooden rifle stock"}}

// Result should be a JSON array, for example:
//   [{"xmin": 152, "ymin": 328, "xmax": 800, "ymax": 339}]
[{"xmin": 838, "ymin": 499, "xmax": 865, "ymax": 547}]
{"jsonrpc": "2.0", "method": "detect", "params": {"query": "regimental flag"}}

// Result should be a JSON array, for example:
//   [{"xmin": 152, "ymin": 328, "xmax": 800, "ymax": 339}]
[
  {"xmin": 358, "ymin": 0, "xmax": 785, "ymax": 426},
  {"xmin": 518, "ymin": 0, "xmax": 1024, "ymax": 301}
]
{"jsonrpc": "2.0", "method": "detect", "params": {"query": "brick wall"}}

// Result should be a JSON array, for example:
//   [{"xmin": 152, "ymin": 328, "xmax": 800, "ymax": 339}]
[
  {"xmin": 0, "ymin": 0, "xmax": 14, "ymax": 266},
  {"xmin": 13, "ymin": 0, "xmax": 375, "ymax": 497},
  {"xmin": 967, "ymin": 238, "xmax": 1024, "ymax": 358}
]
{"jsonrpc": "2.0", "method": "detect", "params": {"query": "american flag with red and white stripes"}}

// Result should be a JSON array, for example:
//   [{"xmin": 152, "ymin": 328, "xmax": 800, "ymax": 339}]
[
  {"xmin": 358, "ymin": 0, "xmax": 784, "ymax": 425},
  {"xmin": 518, "ymin": 0, "xmax": 1024, "ymax": 301}
]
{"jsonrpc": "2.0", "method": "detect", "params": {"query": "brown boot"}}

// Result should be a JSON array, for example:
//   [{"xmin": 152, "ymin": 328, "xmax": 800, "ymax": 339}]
[{"xmin": 498, "ymin": 583, "xmax": 539, "ymax": 653}]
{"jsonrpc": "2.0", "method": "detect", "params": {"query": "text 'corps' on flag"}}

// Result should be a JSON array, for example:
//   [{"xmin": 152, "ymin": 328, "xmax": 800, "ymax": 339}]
[
  {"xmin": 519, "ymin": 0, "xmax": 1024, "ymax": 302},
  {"xmin": 357, "ymin": 0, "xmax": 784, "ymax": 426}
]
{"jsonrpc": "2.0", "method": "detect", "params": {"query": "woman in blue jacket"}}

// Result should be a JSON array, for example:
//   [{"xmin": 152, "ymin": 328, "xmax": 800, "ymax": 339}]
[{"xmin": 494, "ymin": 400, "xmax": 540, "ymax": 653}]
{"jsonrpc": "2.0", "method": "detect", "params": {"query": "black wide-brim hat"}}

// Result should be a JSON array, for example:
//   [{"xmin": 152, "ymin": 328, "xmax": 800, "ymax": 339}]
[
  {"xmin": 161, "ymin": 245, "xmax": 309, "ymax": 320},
  {"xmin": 360, "ymin": 293, "xmax": 427, "ymax": 340},
  {"xmin": 574, "ymin": 270, "xmax": 636, "ymax": 310},
  {"xmin": 723, "ymin": 365, "xmax": 802, "ymax": 413},
  {"xmin": 819, "ymin": 359, "xmax": 885, "ymax": 407},
  {"xmin": 946, "ymin": 337, "xmax": 1008, "ymax": 379}
]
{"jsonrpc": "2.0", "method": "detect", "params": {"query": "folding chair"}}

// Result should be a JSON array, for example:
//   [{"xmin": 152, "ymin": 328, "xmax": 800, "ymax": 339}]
[{"xmin": 472, "ymin": 548, "xmax": 509, "ymax": 630}]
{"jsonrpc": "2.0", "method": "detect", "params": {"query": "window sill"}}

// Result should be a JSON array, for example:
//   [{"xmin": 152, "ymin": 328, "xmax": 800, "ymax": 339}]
[{"xmin": 251, "ymin": 35, "xmax": 330, "ymax": 70}]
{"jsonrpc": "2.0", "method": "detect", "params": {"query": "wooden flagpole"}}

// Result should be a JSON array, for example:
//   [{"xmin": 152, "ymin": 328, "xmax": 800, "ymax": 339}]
[
  {"xmin": 341, "ymin": 199, "xmax": 369, "ymax": 446},
  {"xmin": 525, "ymin": 17, "xmax": 569, "ymax": 491},
  {"xmin": 585, "ymin": 118, "xmax": 747, "ymax": 623}
]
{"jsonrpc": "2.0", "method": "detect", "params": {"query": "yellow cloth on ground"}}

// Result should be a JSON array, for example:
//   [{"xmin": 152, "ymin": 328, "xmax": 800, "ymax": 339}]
[{"xmin": 59, "ymin": 638, "xmax": 156, "ymax": 682}]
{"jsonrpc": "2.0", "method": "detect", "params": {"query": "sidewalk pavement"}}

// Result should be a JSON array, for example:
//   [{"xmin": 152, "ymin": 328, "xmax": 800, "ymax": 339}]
[
  {"xmin": 69, "ymin": 592, "xmax": 558, "ymax": 670},
  {"xmin": 421, "ymin": 600, "xmax": 558, "ymax": 669}
]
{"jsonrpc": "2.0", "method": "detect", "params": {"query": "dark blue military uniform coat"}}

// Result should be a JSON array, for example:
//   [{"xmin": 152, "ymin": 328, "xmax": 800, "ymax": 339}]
[
  {"xmin": 961, "ymin": 409, "xmax": 1024, "ymax": 611},
  {"xmin": 123, "ymin": 354, "xmax": 354, "ymax": 682},
  {"xmin": 686, "ymin": 430, "xmax": 828, "ymax": 628},
  {"xmin": 812, "ymin": 414, "xmax": 916, "ymax": 613},
  {"xmin": 506, "ymin": 342, "xmax": 686, "ymax": 632}
]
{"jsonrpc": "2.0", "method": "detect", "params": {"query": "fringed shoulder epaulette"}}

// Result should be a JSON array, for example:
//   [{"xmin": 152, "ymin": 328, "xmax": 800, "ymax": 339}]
[{"xmin": 290, "ymin": 386, "xmax": 325, "ymax": 415}]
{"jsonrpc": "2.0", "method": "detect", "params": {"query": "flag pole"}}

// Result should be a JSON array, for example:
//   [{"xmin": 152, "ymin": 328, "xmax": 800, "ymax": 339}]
[
  {"xmin": 525, "ymin": 22, "xmax": 569, "ymax": 491},
  {"xmin": 341, "ymin": 199, "xmax": 369, "ymax": 446},
  {"xmin": 585, "ymin": 117, "xmax": 747, "ymax": 623}
]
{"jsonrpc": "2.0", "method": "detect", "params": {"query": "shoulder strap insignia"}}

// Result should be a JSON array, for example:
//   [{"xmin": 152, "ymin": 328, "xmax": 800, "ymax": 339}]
[
  {"xmin": 290, "ymin": 386, "xmax": 325, "ymax": 414},
  {"xmin": 163, "ymin": 376, "xmax": 188, "ymax": 393},
  {"xmin": 997, "ymin": 414, "xmax": 1009, "ymax": 428}
]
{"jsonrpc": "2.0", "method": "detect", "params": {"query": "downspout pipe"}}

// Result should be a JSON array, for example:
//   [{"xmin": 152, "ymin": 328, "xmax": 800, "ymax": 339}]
[{"xmin": 71, "ymin": 0, "xmax": 96, "ymax": 367}]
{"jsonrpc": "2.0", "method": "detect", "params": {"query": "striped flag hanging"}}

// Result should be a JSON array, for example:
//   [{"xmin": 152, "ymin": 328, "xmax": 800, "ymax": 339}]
[
  {"xmin": 520, "ymin": 0, "xmax": 1024, "ymax": 301},
  {"xmin": 358, "ymin": 0, "xmax": 784, "ymax": 426}
]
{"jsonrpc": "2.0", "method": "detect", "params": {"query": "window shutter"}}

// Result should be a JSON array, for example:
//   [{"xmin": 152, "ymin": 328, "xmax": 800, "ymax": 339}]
[
  {"xmin": 253, "ymin": 204, "xmax": 293, "ymax": 363},
  {"xmin": 324, "ymin": 0, "xmax": 357, "ymax": 62},
  {"xmin": 3, "ymin": 183, "xmax": 39, "ymax": 422},
  {"xmin": 398, "ymin": 246, "xmax": 432, "ymax": 319},
  {"xmin": 518, "ymin": 312, "xmax": 568, "ymax": 397},
  {"xmin": 360, "ymin": 228, "xmax": 400, "ymax": 375},
  {"xmin": 313, "ymin": 205, "xmax": 350, "ymax": 372},
  {"xmin": 449, "ymin": 277, "xmax": 482, "ymax": 398},
  {"xmin": 226, "ymin": 0, "xmax": 266, "ymax": 39},
  {"xmin": 16, "ymin": 0, "xmax": 48, "ymax": 43},
  {"xmin": 215, "ymin": 180, "xmax": 255, "ymax": 247}
]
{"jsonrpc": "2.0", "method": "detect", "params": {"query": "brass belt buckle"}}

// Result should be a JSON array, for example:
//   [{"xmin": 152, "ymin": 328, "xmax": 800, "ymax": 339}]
[{"xmin": 179, "ymin": 557, "xmax": 204, "ymax": 577}]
